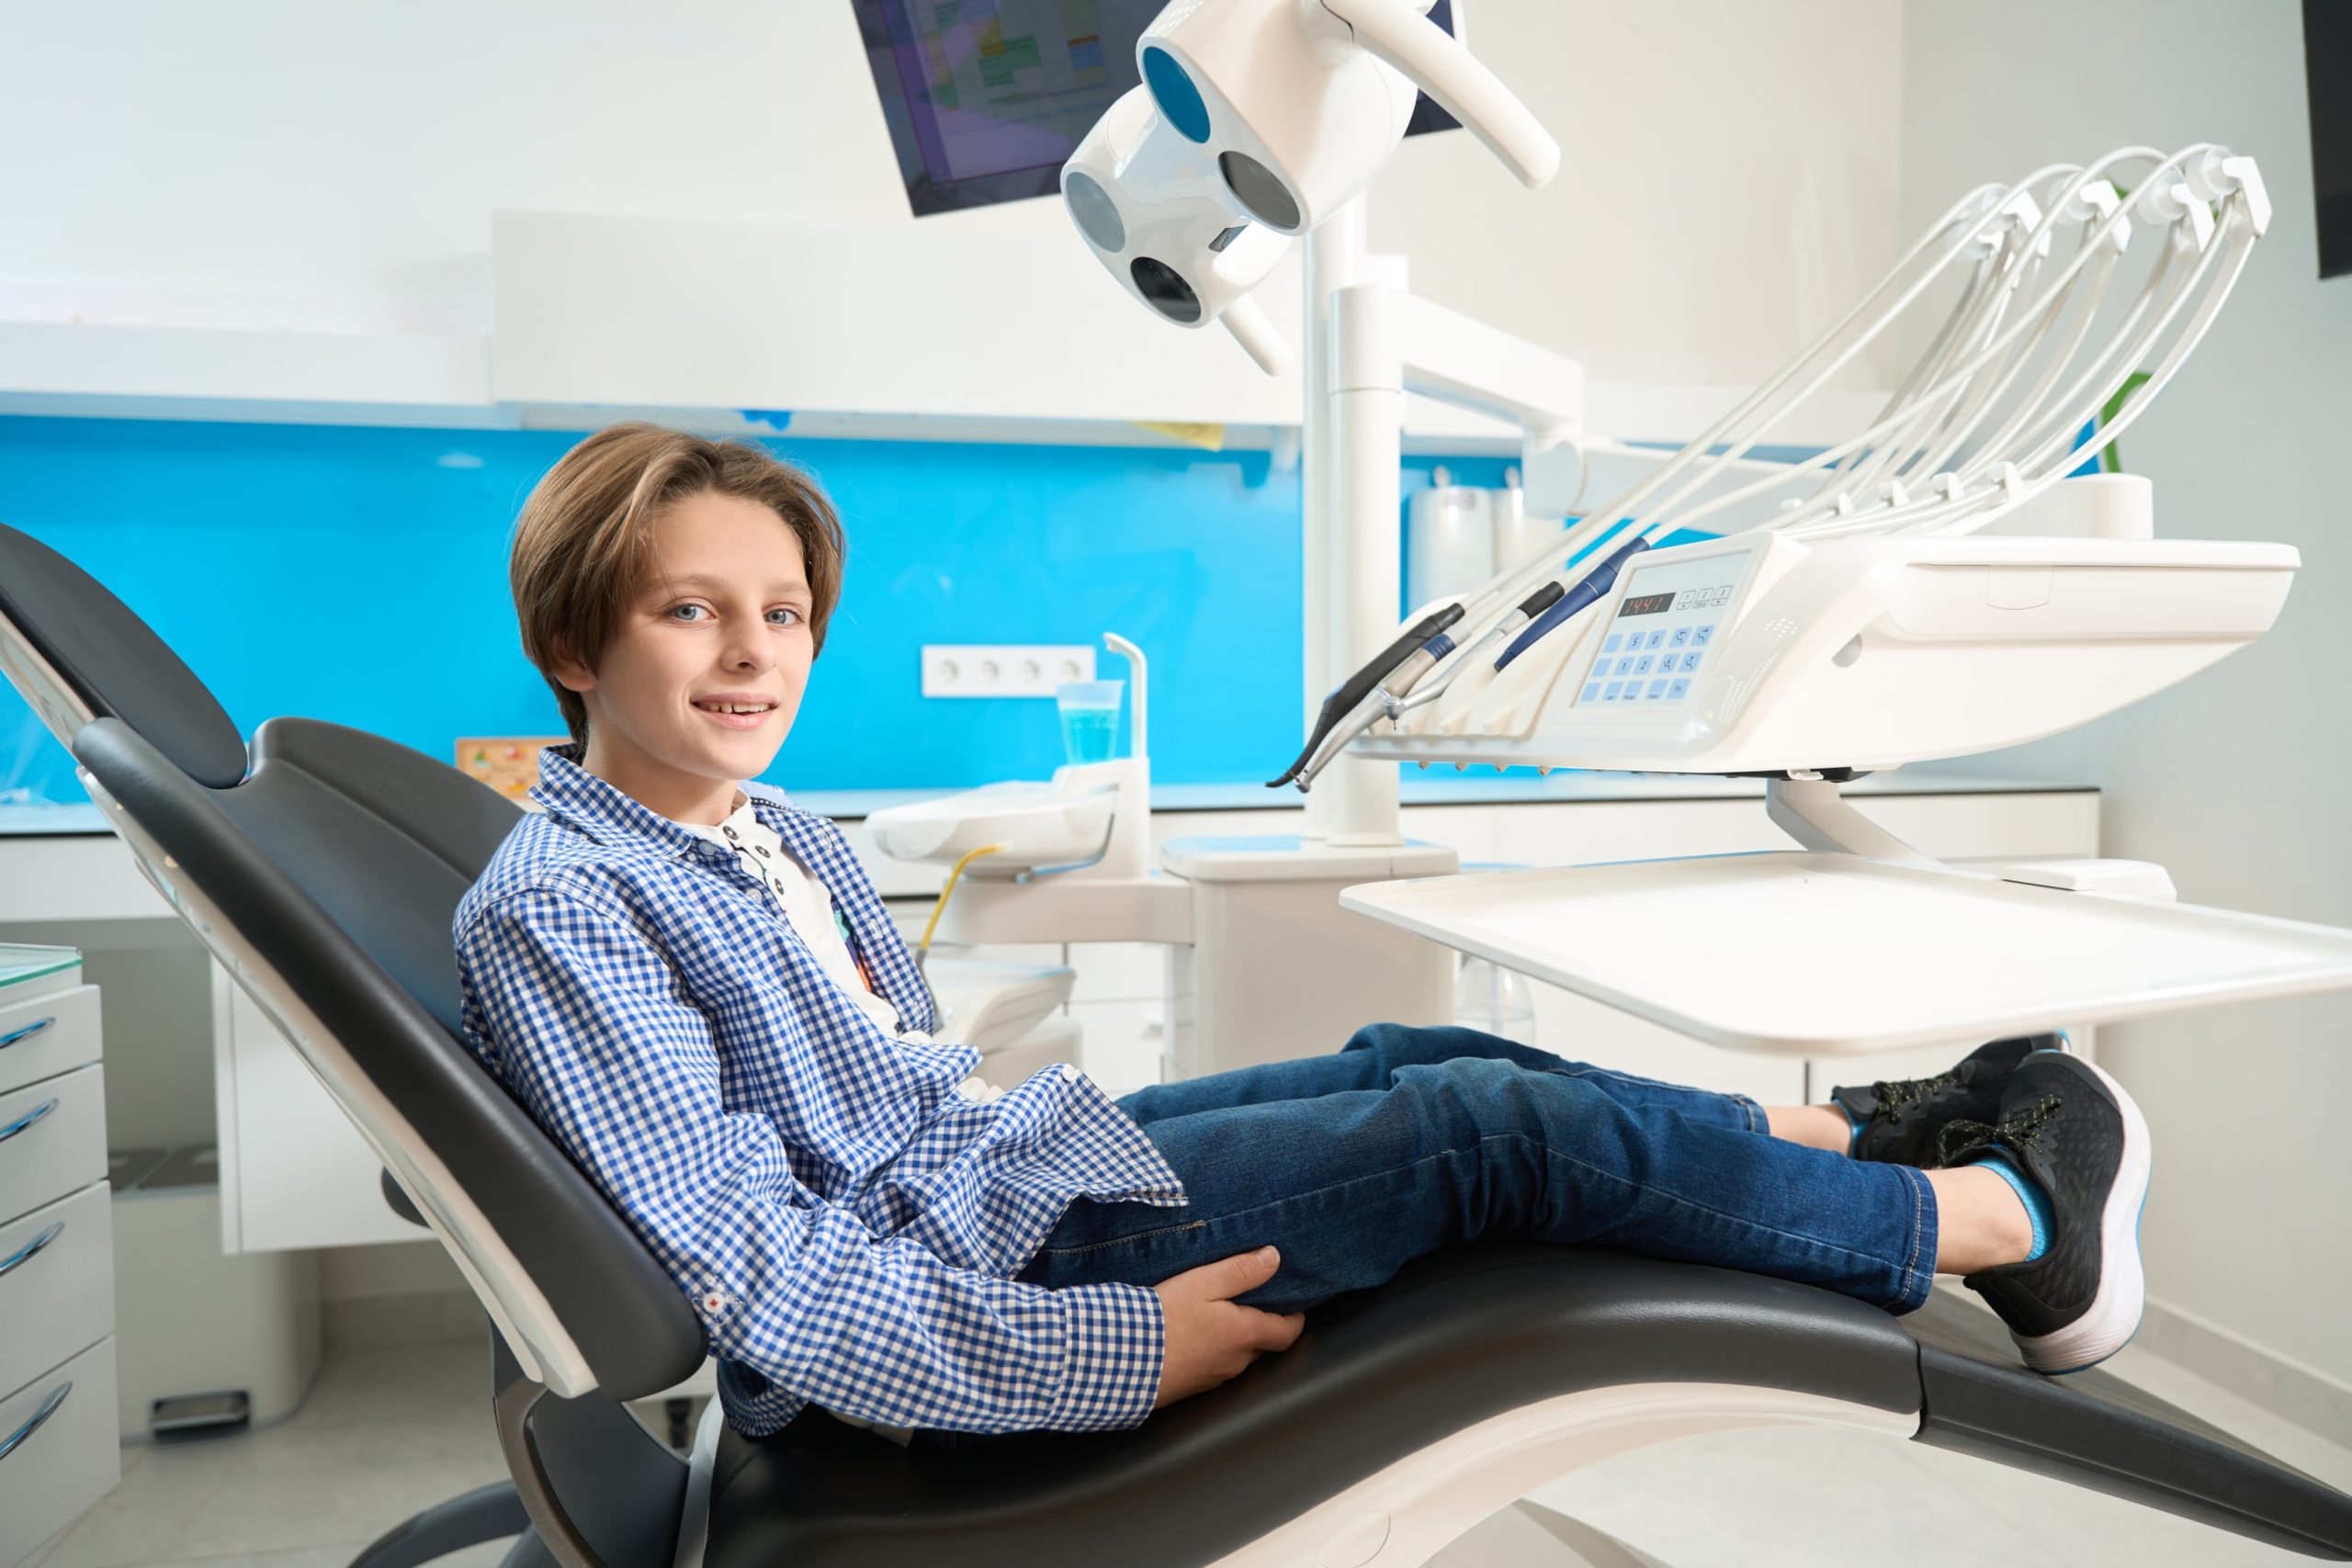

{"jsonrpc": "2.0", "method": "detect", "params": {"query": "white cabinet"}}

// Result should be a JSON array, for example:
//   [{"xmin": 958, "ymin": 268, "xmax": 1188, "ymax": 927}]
[
  {"xmin": 0, "ymin": 949, "xmax": 119, "ymax": 1568},
  {"xmin": 211, "ymin": 970, "xmax": 418, "ymax": 1254}
]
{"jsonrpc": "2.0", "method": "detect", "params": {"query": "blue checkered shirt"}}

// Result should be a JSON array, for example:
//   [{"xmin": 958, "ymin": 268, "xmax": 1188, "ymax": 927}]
[{"xmin": 453, "ymin": 744, "xmax": 1186, "ymax": 1437}]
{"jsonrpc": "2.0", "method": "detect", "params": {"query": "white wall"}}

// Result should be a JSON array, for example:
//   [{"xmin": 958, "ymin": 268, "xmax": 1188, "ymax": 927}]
[
  {"xmin": 1901, "ymin": 0, "xmax": 2352, "ymax": 1392},
  {"xmin": 0, "ymin": 1, "xmax": 1905, "ymax": 390}
]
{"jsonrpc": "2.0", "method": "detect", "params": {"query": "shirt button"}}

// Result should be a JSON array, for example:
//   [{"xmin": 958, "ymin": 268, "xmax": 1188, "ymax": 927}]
[{"xmin": 1059, "ymin": 1064, "xmax": 1081, "ymax": 1083}]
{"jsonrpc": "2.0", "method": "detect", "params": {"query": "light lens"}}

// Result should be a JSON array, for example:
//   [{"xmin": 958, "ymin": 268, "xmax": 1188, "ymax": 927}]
[
  {"xmin": 1219, "ymin": 151, "xmax": 1300, "ymax": 231},
  {"xmin": 1129, "ymin": 257, "xmax": 1202, "ymax": 323},
  {"xmin": 1142, "ymin": 46, "xmax": 1211, "ymax": 144},
  {"xmin": 1064, "ymin": 171, "xmax": 1125, "ymax": 253}
]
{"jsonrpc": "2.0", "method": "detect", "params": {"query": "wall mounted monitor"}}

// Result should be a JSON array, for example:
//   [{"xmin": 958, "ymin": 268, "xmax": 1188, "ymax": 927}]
[
  {"xmin": 2307, "ymin": 0, "xmax": 2350, "ymax": 278},
  {"xmin": 852, "ymin": 0, "xmax": 1460, "ymax": 218}
]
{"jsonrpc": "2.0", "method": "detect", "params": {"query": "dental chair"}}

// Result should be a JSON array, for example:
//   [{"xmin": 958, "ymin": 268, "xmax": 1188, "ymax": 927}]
[{"xmin": 7, "ymin": 521, "xmax": 2352, "ymax": 1566}]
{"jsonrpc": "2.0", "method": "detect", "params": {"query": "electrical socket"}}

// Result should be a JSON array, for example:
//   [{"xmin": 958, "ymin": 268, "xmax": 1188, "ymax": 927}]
[{"xmin": 922, "ymin": 644, "xmax": 1096, "ymax": 698}]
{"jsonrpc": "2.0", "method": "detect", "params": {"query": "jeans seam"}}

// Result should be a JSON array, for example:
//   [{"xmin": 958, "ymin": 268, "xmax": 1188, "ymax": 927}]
[
  {"xmin": 1894, "ymin": 1164, "xmax": 1929, "ymax": 1310},
  {"xmin": 1032, "ymin": 1218, "xmax": 1208, "ymax": 1258}
]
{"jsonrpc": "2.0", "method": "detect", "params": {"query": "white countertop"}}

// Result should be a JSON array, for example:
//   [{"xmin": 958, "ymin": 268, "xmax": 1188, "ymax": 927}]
[{"xmin": 0, "ymin": 766, "xmax": 2094, "ymax": 839}]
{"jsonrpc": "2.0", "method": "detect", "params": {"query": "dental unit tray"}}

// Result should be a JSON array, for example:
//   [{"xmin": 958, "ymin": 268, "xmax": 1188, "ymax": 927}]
[
  {"xmin": 1341, "ymin": 852, "xmax": 2352, "ymax": 1056},
  {"xmin": 1353, "ymin": 527, "xmax": 2300, "ymax": 776}
]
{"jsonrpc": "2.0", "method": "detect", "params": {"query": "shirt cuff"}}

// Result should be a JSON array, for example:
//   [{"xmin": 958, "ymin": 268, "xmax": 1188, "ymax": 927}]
[{"xmin": 1043, "ymin": 1281, "xmax": 1165, "ymax": 1432}]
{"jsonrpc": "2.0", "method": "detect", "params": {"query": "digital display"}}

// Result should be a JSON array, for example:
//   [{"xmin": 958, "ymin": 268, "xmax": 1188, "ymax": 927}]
[{"xmin": 1577, "ymin": 545, "xmax": 1755, "ymax": 711}]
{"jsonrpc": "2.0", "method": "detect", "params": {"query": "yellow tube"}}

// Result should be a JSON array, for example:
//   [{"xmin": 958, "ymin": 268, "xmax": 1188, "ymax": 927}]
[{"xmin": 920, "ymin": 842, "xmax": 1008, "ymax": 955}]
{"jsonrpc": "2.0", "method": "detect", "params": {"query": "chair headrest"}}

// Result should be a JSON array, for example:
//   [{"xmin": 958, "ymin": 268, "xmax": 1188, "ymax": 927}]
[{"xmin": 0, "ymin": 522, "xmax": 247, "ymax": 786}]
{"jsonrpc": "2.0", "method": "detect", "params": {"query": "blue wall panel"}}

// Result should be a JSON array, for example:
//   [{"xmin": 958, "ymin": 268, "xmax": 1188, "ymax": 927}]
[{"xmin": 0, "ymin": 417, "xmax": 1509, "ymax": 801}]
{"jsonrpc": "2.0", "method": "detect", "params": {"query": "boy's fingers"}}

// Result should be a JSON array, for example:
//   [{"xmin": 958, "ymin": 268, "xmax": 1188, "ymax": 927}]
[
  {"xmin": 1214, "ymin": 1246, "xmax": 1280, "ymax": 1298},
  {"xmin": 1257, "ymin": 1310, "xmax": 1306, "ymax": 1350}
]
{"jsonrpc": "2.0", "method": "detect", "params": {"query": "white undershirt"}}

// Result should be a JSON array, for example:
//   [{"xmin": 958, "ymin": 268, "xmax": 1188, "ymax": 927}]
[{"xmin": 673, "ymin": 794, "xmax": 1005, "ymax": 1104}]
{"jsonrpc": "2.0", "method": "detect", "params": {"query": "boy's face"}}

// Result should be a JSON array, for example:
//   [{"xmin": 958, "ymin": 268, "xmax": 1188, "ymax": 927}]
[{"xmin": 555, "ymin": 490, "xmax": 816, "ymax": 820}]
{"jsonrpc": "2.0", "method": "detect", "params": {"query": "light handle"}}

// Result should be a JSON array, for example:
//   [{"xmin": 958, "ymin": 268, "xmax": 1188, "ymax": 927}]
[
  {"xmin": 1317, "ymin": 0, "xmax": 1560, "ymax": 187},
  {"xmin": 1221, "ymin": 294, "xmax": 1295, "ymax": 376}
]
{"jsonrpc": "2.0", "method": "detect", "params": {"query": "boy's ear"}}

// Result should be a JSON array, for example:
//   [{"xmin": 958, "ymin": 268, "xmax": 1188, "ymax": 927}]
[{"xmin": 548, "ymin": 637, "xmax": 595, "ymax": 694}]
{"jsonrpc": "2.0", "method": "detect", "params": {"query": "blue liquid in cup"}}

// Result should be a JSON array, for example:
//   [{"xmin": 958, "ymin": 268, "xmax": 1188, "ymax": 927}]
[{"xmin": 1059, "ymin": 705, "xmax": 1121, "ymax": 764}]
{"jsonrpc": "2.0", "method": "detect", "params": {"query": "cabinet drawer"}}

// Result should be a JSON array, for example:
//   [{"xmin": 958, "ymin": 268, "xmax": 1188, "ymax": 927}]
[
  {"xmin": 0, "ymin": 1337, "xmax": 120, "ymax": 1566},
  {"xmin": 0, "ymin": 985, "xmax": 98, "ymax": 1100},
  {"xmin": 0, "ymin": 1065, "xmax": 107, "ymax": 1229},
  {"xmin": 0, "ymin": 1184, "xmax": 113, "ymax": 1407}
]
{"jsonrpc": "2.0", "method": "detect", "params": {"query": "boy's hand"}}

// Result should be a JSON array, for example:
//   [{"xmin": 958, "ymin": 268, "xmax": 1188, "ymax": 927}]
[{"xmin": 1151, "ymin": 1247, "xmax": 1306, "ymax": 1408}]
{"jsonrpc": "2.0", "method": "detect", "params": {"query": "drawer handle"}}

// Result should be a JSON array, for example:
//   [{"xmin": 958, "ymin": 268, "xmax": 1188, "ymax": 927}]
[
  {"xmin": 0, "ymin": 1100, "xmax": 58, "ymax": 1145},
  {"xmin": 0, "ymin": 1382, "xmax": 70, "ymax": 1464},
  {"xmin": 0, "ymin": 1221, "xmax": 62, "ymax": 1281},
  {"xmin": 0, "ymin": 1017, "xmax": 53, "ymax": 1052}
]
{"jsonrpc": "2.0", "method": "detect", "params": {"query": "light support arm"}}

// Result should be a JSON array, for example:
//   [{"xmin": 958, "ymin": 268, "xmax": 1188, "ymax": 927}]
[
  {"xmin": 1393, "ymin": 289, "xmax": 1586, "ymax": 516},
  {"xmin": 1317, "ymin": 0, "xmax": 1562, "ymax": 186}
]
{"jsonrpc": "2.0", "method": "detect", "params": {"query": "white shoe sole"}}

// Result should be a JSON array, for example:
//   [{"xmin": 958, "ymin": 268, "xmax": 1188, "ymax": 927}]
[{"xmin": 2009, "ymin": 1055, "xmax": 2150, "ymax": 1375}]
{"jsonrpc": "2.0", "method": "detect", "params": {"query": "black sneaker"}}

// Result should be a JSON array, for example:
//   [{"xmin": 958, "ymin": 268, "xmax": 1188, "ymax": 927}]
[
  {"xmin": 1941, "ymin": 1050, "xmax": 2151, "ymax": 1375},
  {"xmin": 1831, "ymin": 1034, "xmax": 2055, "ymax": 1168}
]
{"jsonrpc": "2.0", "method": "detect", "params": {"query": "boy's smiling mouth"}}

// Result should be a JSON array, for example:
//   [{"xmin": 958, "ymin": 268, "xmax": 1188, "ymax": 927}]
[{"xmin": 693, "ymin": 694, "xmax": 778, "ymax": 727}]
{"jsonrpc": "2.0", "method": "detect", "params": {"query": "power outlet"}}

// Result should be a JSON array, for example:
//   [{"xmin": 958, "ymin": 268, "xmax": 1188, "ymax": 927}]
[{"xmin": 922, "ymin": 644, "xmax": 1095, "ymax": 698}]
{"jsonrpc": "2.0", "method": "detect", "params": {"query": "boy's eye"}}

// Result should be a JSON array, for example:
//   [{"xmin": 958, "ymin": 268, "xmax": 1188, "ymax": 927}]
[
  {"xmin": 666, "ymin": 604, "xmax": 710, "ymax": 623},
  {"xmin": 768, "ymin": 607, "xmax": 805, "ymax": 626}
]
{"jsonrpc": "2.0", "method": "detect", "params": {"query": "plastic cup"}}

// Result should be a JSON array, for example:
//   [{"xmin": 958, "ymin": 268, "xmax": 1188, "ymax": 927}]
[{"xmin": 1056, "ymin": 680, "xmax": 1125, "ymax": 765}]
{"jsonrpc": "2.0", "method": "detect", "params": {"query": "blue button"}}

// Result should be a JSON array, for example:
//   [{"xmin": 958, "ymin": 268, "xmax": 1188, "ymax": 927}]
[
  {"xmin": 1603, "ymin": 634, "xmax": 1623, "ymax": 653},
  {"xmin": 1647, "ymin": 679, "xmax": 1670, "ymax": 698},
  {"xmin": 1581, "ymin": 683, "xmax": 1601, "ymax": 704},
  {"xmin": 1628, "ymin": 655, "xmax": 1650, "ymax": 675},
  {"xmin": 1669, "ymin": 627, "xmax": 1690, "ymax": 648},
  {"xmin": 1668, "ymin": 678, "xmax": 1690, "ymax": 699},
  {"xmin": 1681, "ymin": 652, "xmax": 1702, "ymax": 673},
  {"xmin": 1691, "ymin": 626, "xmax": 1713, "ymax": 647},
  {"xmin": 1645, "ymin": 630, "xmax": 1668, "ymax": 649},
  {"xmin": 1604, "ymin": 681, "xmax": 1623, "ymax": 700},
  {"xmin": 1589, "ymin": 658, "xmax": 1611, "ymax": 678}
]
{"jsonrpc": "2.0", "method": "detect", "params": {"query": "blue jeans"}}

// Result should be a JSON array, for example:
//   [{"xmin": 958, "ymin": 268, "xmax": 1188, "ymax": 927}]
[{"xmin": 1017, "ymin": 1022, "xmax": 1938, "ymax": 1316}]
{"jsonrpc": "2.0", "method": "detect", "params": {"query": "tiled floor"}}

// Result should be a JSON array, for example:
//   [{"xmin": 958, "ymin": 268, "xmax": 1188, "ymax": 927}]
[{"xmin": 24, "ymin": 1317, "xmax": 2352, "ymax": 1568}]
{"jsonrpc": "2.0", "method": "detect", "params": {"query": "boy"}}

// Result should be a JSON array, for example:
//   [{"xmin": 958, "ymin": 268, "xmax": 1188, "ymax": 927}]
[{"xmin": 455, "ymin": 423, "xmax": 2150, "ymax": 1443}]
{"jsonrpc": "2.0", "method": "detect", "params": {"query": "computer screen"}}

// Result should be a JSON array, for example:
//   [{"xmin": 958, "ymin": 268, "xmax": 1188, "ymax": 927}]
[
  {"xmin": 852, "ymin": 0, "xmax": 1459, "ymax": 218},
  {"xmin": 2306, "ymin": 0, "xmax": 2350, "ymax": 278}
]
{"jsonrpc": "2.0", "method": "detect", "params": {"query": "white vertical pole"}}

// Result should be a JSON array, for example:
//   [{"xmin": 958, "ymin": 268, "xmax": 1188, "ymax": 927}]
[
  {"xmin": 1298, "ymin": 197, "xmax": 1367, "ymax": 841},
  {"xmin": 1324, "ymin": 278, "xmax": 1406, "ymax": 848}
]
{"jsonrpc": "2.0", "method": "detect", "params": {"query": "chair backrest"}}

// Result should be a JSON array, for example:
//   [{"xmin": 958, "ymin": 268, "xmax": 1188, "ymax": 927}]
[
  {"xmin": 4, "ymin": 521, "xmax": 704, "ymax": 1396},
  {"xmin": 75, "ymin": 714, "xmax": 707, "ymax": 1399},
  {"xmin": 0, "ymin": 521, "xmax": 247, "ymax": 784}
]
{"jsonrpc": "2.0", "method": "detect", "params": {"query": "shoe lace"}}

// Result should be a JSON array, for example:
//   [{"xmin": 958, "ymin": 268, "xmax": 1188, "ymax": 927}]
[
  {"xmin": 1871, "ymin": 1067, "xmax": 1961, "ymax": 1126},
  {"xmin": 1935, "ymin": 1093, "xmax": 2062, "ymax": 1168}
]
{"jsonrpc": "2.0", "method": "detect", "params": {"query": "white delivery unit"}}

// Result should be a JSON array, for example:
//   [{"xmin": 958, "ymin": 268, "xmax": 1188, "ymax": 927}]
[{"xmin": 0, "ymin": 945, "xmax": 119, "ymax": 1568}]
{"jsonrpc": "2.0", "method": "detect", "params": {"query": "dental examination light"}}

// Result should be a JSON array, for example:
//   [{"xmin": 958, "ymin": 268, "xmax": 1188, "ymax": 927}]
[
  {"xmin": 1298, "ymin": 145, "xmax": 2276, "ymax": 791},
  {"xmin": 1061, "ymin": 0, "xmax": 1560, "ymax": 373}
]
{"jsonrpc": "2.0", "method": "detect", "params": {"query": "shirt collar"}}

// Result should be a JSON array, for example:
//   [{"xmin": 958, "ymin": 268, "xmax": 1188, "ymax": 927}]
[{"xmin": 530, "ymin": 743, "xmax": 747, "ymax": 867}]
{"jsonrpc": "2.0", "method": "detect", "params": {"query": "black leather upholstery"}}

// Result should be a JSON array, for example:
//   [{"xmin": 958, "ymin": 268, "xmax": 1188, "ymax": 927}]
[
  {"xmin": 707, "ymin": 1249, "xmax": 2352, "ymax": 1567},
  {"xmin": 73, "ymin": 716, "xmax": 708, "ymax": 1400},
  {"xmin": 705, "ymin": 1244, "xmax": 1925, "ymax": 1568},
  {"xmin": 0, "ymin": 522, "xmax": 248, "ymax": 786},
  {"xmin": 1911, "ymin": 1290, "xmax": 2352, "ymax": 1560}
]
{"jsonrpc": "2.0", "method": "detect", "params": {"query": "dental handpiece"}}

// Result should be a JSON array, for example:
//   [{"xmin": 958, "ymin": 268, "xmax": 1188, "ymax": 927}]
[
  {"xmin": 1268, "ymin": 603, "xmax": 1466, "ymax": 789},
  {"xmin": 1492, "ymin": 536, "xmax": 1653, "ymax": 672},
  {"xmin": 1291, "ymin": 576, "xmax": 1578, "ymax": 792}
]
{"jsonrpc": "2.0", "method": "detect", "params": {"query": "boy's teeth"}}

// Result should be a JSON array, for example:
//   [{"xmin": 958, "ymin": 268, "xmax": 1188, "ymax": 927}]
[{"xmin": 701, "ymin": 701, "xmax": 772, "ymax": 715}]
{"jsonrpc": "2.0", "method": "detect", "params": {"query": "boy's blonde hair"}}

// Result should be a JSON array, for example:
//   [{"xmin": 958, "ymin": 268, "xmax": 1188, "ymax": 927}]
[{"xmin": 509, "ymin": 423, "xmax": 847, "ymax": 746}]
